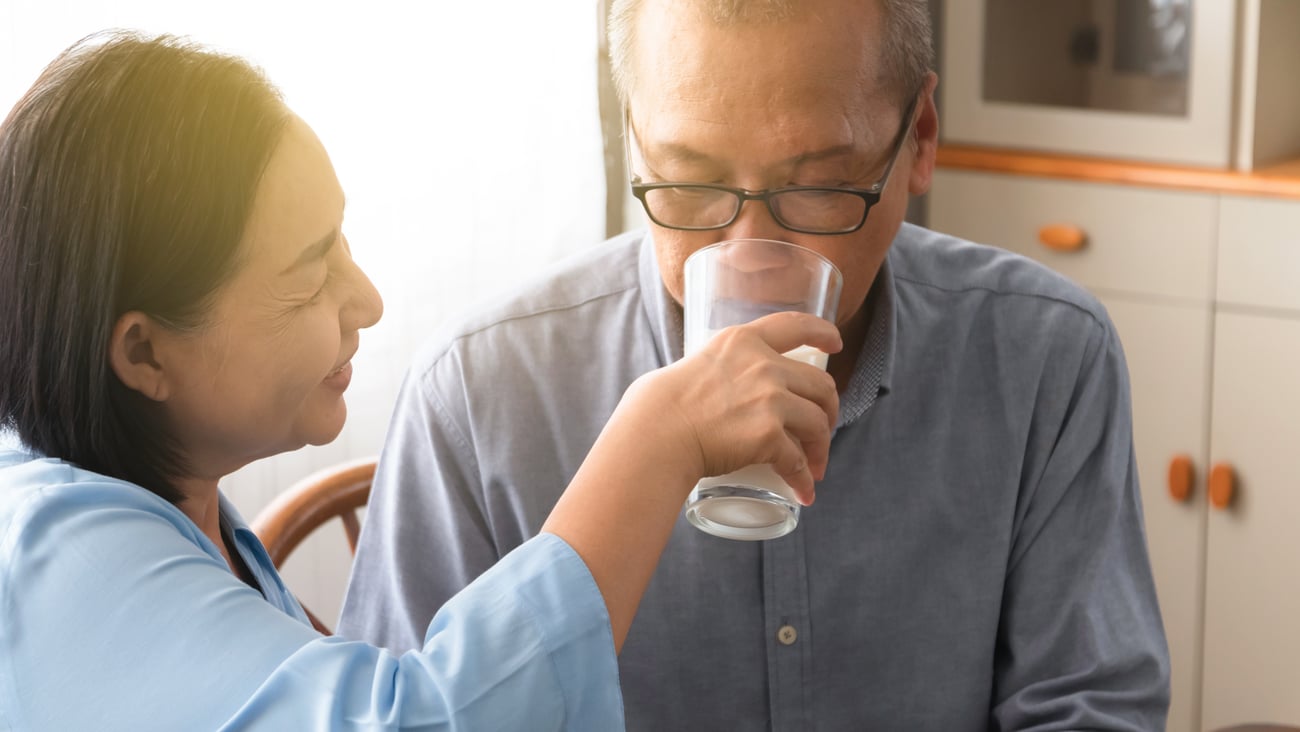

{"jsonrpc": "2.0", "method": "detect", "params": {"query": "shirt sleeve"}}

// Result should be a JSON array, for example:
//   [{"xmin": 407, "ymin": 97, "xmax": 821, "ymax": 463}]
[
  {"xmin": 338, "ymin": 357, "xmax": 503, "ymax": 654},
  {"xmin": 0, "ymin": 488, "xmax": 623, "ymax": 731},
  {"xmin": 991, "ymin": 316, "xmax": 1171, "ymax": 730}
]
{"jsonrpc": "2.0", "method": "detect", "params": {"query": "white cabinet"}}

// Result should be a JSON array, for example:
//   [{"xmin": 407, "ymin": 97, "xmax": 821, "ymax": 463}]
[
  {"xmin": 1199, "ymin": 196, "xmax": 1300, "ymax": 729},
  {"xmin": 931, "ymin": 169, "xmax": 1300, "ymax": 731},
  {"xmin": 1201, "ymin": 312, "xmax": 1300, "ymax": 730},
  {"xmin": 942, "ymin": 0, "xmax": 1235, "ymax": 167},
  {"xmin": 942, "ymin": 0, "xmax": 1300, "ymax": 170},
  {"xmin": 1217, "ymin": 196, "xmax": 1300, "ymax": 311}
]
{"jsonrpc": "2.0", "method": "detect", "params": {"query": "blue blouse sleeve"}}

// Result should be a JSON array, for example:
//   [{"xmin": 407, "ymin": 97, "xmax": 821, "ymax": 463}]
[{"xmin": 0, "ymin": 480, "xmax": 623, "ymax": 731}]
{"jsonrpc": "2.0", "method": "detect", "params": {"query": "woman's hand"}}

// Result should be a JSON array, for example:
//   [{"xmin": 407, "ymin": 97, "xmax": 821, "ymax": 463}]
[
  {"xmin": 623, "ymin": 311, "xmax": 842, "ymax": 505},
  {"xmin": 543, "ymin": 310, "xmax": 841, "ymax": 651}
]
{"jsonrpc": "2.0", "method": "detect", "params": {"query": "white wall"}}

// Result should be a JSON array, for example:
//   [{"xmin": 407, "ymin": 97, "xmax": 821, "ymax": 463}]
[{"xmin": 1, "ymin": 1, "xmax": 608, "ymax": 626}]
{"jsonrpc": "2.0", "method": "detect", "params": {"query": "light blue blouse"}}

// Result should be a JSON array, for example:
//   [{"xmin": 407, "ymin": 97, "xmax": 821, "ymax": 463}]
[{"xmin": 0, "ymin": 447, "xmax": 623, "ymax": 730}]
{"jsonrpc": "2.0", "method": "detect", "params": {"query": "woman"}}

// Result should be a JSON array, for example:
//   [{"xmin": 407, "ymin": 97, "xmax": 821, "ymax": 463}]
[{"xmin": 0, "ymin": 32, "xmax": 840, "ymax": 730}]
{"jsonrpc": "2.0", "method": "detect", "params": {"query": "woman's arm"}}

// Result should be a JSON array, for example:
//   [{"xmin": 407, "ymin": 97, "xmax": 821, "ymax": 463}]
[{"xmin": 0, "ymin": 481, "xmax": 618, "ymax": 730}]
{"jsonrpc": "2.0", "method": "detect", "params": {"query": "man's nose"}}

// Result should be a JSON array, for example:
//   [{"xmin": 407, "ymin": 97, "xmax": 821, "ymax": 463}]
[{"xmin": 716, "ymin": 234, "xmax": 797, "ymax": 273}]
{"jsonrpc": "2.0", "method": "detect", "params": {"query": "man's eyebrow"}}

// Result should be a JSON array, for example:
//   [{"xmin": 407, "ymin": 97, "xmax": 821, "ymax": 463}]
[
  {"xmin": 643, "ymin": 141, "xmax": 862, "ymax": 170},
  {"xmin": 281, "ymin": 228, "xmax": 338, "ymax": 276},
  {"xmin": 789, "ymin": 144, "xmax": 858, "ymax": 165},
  {"xmin": 643, "ymin": 141, "xmax": 717, "ymax": 166}
]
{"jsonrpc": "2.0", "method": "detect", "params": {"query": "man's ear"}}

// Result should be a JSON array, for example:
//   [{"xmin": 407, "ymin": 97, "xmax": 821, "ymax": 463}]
[
  {"xmin": 109, "ymin": 312, "xmax": 171, "ymax": 402},
  {"xmin": 907, "ymin": 70, "xmax": 940, "ymax": 196}
]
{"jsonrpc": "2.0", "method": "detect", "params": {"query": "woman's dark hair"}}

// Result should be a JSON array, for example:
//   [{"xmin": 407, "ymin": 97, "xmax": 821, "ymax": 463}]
[{"xmin": 0, "ymin": 31, "xmax": 290, "ymax": 503}]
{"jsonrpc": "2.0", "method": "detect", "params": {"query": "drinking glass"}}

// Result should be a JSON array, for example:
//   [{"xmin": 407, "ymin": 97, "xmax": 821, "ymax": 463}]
[{"xmin": 682, "ymin": 238, "xmax": 842, "ymax": 540}]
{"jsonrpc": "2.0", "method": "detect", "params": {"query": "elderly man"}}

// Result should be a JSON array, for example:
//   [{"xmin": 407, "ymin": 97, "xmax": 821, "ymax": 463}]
[{"xmin": 340, "ymin": 0, "xmax": 1171, "ymax": 729}]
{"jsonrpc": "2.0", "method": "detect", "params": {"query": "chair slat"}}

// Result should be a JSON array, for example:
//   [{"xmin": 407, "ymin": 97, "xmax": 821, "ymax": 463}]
[{"xmin": 341, "ymin": 510, "xmax": 362, "ymax": 555}]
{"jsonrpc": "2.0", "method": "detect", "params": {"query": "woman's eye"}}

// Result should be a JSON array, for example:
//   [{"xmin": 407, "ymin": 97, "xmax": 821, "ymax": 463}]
[{"xmin": 303, "ymin": 271, "xmax": 332, "ymax": 306}]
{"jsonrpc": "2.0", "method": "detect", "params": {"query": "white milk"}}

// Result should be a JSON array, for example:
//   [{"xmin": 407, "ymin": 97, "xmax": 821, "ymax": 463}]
[{"xmin": 782, "ymin": 344, "xmax": 830, "ymax": 369}]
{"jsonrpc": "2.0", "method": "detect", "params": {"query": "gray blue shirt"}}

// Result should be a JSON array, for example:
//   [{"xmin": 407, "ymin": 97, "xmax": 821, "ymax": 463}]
[
  {"xmin": 0, "ymin": 448, "xmax": 623, "ymax": 730},
  {"xmin": 340, "ymin": 224, "xmax": 1170, "ymax": 731}
]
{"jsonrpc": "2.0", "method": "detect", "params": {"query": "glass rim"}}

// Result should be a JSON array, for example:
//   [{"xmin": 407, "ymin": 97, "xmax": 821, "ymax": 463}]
[{"xmin": 684, "ymin": 238, "xmax": 844, "ymax": 288}]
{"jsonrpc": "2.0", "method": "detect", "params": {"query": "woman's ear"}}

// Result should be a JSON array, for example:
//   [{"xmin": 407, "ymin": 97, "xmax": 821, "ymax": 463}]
[{"xmin": 109, "ymin": 312, "xmax": 171, "ymax": 402}]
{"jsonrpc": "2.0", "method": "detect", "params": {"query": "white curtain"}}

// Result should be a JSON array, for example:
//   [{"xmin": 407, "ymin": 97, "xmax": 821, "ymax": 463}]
[{"xmin": 1, "ymin": 1, "xmax": 607, "ymax": 623}]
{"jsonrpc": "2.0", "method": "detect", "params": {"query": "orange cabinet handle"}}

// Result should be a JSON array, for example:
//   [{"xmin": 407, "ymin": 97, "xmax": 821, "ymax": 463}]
[
  {"xmin": 1208, "ymin": 462, "xmax": 1236, "ymax": 510},
  {"xmin": 1037, "ymin": 224, "xmax": 1087, "ymax": 252},
  {"xmin": 1167, "ymin": 454, "xmax": 1193, "ymax": 502}
]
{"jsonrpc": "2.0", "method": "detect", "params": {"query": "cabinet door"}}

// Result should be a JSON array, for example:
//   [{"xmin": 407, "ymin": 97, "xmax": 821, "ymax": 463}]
[
  {"xmin": 929, "ymin": 170, "xmax": 1217, "ymax": 302},
  {"xmin": 1201, "ymin": 312, "xmax": 1300, "ymax": 730},
  {"xmin": 941, "ymin": 0, "xmax": 1235, "ymax": 167},
  {"xmin": 1102, "ymin": 296, "xmax": 1212, "ymax": 732}
]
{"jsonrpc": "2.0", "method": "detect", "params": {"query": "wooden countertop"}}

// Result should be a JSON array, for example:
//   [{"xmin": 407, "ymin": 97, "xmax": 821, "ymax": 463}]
[{"xmin": 936, "ymin": 144, "xmax": 1300, "ymax": 200}]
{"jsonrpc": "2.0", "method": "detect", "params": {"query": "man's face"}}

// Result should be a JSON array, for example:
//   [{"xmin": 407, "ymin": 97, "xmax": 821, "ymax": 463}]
[{"xmin": 627, "ymin": 0, "xmax": 938, "ymax": 331}]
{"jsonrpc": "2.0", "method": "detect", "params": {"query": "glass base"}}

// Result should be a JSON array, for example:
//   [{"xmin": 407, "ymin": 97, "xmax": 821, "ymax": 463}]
[{"xmin": 684, "ymin": 484, "xmax": 800, "ymax": 541}]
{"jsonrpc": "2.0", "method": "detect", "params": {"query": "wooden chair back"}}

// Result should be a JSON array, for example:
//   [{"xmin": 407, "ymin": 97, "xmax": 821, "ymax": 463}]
[{"xmin": 250, "ymin": 458, "xmax": 376, "ymax": 634}]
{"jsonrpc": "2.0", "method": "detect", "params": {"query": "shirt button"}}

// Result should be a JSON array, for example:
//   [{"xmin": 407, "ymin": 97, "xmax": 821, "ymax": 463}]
[{"xmin": 777, "ymin": 624, "xmax": 798, "ymax": 646}]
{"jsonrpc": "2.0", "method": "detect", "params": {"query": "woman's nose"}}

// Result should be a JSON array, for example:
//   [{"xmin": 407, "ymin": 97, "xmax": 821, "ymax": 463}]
[{"xmin": 342, "ymin": 259, "xmax": 384, "ymax": 331}]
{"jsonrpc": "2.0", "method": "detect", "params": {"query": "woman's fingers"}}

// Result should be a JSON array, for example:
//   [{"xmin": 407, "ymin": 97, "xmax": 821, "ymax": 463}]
[
  {"xmin": 739, "ymin": 311, "xmax": 843, "ymax": 359},
  {"xmin": 783, "ymin": 359, "xmax": 840, "ymax": 432},
  {"xmin": 720, "ymin": 312, "xmax": 840, "ymax": 430},
  {"xmin": 768, "ymin": 391, "xmax": 834, "ymax": 505},
  {"xmin": 639, "ymin": 310, "xmax": 843, "ymax": 489},
  {"xmin": 696, "ymin": 313, "xmax": 841, "ymax": 482}
]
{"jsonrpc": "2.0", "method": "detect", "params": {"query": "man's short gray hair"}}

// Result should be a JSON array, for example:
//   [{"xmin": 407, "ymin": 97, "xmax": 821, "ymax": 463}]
[{"xmin": 607, "ymin": 0, "xmax": 933, "ymax": 107}]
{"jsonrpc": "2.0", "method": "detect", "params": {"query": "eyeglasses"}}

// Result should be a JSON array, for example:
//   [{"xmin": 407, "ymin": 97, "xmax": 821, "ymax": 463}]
[{"xmin": 627, "ymin": 93, "xmax": 920, "ymax": 235}]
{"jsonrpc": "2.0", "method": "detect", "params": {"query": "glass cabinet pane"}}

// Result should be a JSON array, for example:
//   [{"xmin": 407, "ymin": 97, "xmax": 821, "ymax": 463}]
[{"xmin": 983, "ymin": 0, "xmax": 1190, "ymax": 117}]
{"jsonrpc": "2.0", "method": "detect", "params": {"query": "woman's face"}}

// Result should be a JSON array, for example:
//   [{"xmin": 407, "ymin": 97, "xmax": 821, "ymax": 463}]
[{"xmin": 156, "ymin": 115, "xmax": 383, "ymax": 478}]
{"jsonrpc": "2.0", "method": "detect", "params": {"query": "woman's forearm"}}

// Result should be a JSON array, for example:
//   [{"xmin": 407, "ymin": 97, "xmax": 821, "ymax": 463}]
[{"xmin": 540, "ymin": 380, "xmax": 699, "ymax": 652}]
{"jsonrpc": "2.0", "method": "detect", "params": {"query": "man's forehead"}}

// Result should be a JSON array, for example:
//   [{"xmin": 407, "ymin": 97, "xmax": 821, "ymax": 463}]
[
  {"xmin": 628, "ymin": 89, "xmax": 899, "ymax": 165},
  {"xmin": 632, "ymin": 0, "xmax": 885, "ymax": 65},
  {"xmin": 628, "ymin": 2, "xmax": 889, "ymax": 115}
]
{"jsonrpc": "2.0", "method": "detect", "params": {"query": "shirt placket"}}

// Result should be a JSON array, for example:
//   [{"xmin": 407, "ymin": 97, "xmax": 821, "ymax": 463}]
[{"xmin": 763, "ymin": 523, "xmax": 813, "ymax": 731}]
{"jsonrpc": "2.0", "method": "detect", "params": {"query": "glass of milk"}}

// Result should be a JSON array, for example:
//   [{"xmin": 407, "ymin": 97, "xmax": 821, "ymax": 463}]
[{"xmin": 682, "ymin": 238, "xmax": 842, "ymax": 541}]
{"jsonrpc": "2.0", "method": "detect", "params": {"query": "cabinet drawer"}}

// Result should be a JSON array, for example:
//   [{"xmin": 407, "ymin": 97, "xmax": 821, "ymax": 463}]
[
  {"xmin": 1217, "ymin": 195, "xmax": 1300, "ymax": 312},
  {"xmin": 930, "ymin": 170, "xmax": 1217, "ymax": 301}
]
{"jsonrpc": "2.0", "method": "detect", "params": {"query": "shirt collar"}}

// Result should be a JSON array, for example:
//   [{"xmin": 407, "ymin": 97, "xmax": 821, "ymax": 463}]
[
  {"xmin": 638, "ymin": 231, "xmax": 686, "ymax": 366},
  {"xmin": 218, "ymin": 492, "xmax": 312, "ymax": 626},
  {"xmin": 837, "ymin": 252, "xmax": 895, "ymax": 427},
  {"xmin": 636, "ymin": 230, "xmax": 898, "ymax": 429}
]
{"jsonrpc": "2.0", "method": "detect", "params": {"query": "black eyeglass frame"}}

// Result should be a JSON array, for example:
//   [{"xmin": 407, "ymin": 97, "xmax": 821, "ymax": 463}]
[{"xmin": 626, "ymin": 91, "xmax": 922, "ymax": 236}]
